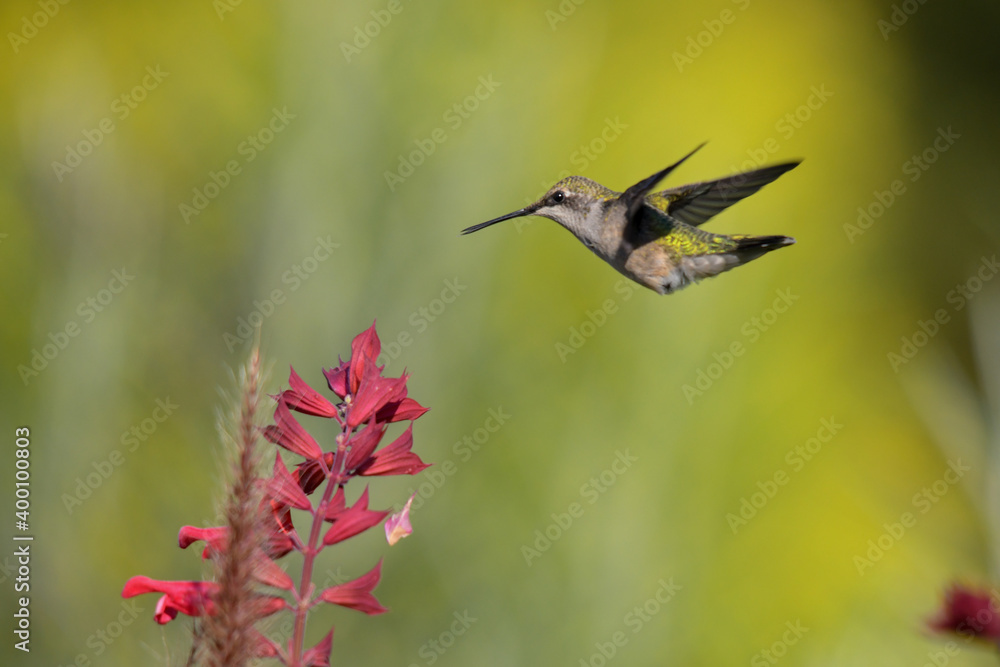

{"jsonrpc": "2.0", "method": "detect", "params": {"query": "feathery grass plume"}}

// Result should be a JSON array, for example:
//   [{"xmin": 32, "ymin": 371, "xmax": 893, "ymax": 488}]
[{"xmin": 202, "ymin": 346, "xmax": 269, "ymax": 667}]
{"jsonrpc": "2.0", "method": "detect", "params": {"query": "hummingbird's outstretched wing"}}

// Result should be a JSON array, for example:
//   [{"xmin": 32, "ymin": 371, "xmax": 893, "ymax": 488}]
[
  {"xmin": 621, "ymin": 143, "xmax": 706, "ymax": 223},
  {"xmin": 646, "ymin": 162, "xmax": 800, "ymax": 228}
]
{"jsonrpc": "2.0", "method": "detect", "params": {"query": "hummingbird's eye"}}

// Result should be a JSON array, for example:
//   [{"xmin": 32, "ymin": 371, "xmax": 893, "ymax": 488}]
[{"xmin": 551, "ymin": 191, "xmax": 565, "ymax": 204}]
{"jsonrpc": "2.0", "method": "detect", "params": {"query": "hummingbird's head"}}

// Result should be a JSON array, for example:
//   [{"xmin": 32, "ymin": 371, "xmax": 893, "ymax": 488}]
[{"xmin": 460, "ymin": 176, "xmax": 614, "ymax": 236}]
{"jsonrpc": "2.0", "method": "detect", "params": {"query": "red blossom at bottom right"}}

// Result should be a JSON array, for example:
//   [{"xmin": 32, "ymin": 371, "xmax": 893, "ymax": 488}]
[{"xmin": 929, "ymin": 584, "xmax": 1000, "ymax": 647}]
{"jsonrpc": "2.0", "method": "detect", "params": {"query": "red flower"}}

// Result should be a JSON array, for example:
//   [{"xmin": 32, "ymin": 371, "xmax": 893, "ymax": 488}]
[
  {"xmin": 263, "ymin": 508, "xmax": 299, "ymax": 558},
  {"xmin": 267, "ymin": 453, "xmax": 312, "ymax": 511},
  {"xmin": 320, "ymin": 324, "xmax": 382, "ymax": 401},
  {"xmin": 294, "ymin": 452, "xmax": 336, "ymax": 496},
  {"xmin": 179, "ymin": 519, "xmax": 297, "ymax": 561},
  {"xmin": 348, "ymin": 324, "xmax": 382, "ymax": 396},
  {"xmin": 122, "ymin": 577, "xmax": 218, "ymax": 624},
  {"xmin": 122, "ymin": 576, "xmax": 288, "ymax": 624},
  {"xmin": 252, "ymin": 549, "xmax": 295, "ymax": 591},
  {"xmin": 282, "ymin": 367, "xmax": 339, "ymax": 419},
  {"xmin": 250, "ymin": 633, "xmax": 282, "ymax": 660},
  {"xmin": 322, "ymin": 487, "xmax": 389, "ymax": 546},
  {"xmin": 344, "ymin": 421, "xmax": 387, "ymax": 473},
  {"xmin": 318, "ymin": 560, "xmax": 388, "ymax": 615},
  {"xmin": 930, "ymin": 584, "xmax": 1000, "ymax": 643},
  {"xmin": 263, "ymin": 400, "xmax": 324, "ymax": 461},
  {"xmin": 347, "ymin": 361, "xmax": 409, "ymax": 428},
  {"xmin": 179, "ymin": 525, "xmax": 227, "ymax": 558},
  {"xmin": 357, "ymin": 425, "xmax": 429, "ymax": 476},
  {"xmin": 317, "ymin": 323, "xmax": 428, "ymax": 424},
  {"xmin": 376, "ymin": 396, "xmax": 428, "ymax": 423},
  {"xmin": 302, "ymin": 628, "xmax": 334, "ymax": 666},
  {"xmin": 323, "ymin": 359, "xmax": 349, "ymax": 399}
]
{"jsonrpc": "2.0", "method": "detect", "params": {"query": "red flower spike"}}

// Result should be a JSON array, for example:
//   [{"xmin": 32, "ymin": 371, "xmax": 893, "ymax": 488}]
[
  {"xmin": 348, "ymin": 322, "xmax": 382, "ymax": 395},
  {"xmin": 376, "ymin": 396, "xmax": 429, "ymax": 423},
  {"xmin": 264, "ymin": 401, "xmax": 324, "ymax": 461},
  {"xmin": 267, "ymin": 453, "xmax": 312, "ymax": 511},
  {"xmin": 357, "ymin": 425, "xmax": 429, "ymax": 477},
  {"xmin": 125, "ymin": 325, "xmax": 431, "ymax": 664},
  {"xmin": 345, "ymin": 421, "xmax": 387, "ymax": 472},
  {"xmin": 179, "ymin": 526, "xmax": 228, "ymax": 558},
  {"xmin": 346, "ymin": 360, "xmax": 408, "ymax": 429},
  {"xmin": 318, "ymin": 560, "xmax": 388, "ymax": 615},
  {"xmin": 302, "ymin": 628, "xmax": 334, "ymax": 667},
  {"xmin": 122, "ymin": 576, "xmax": 218, "ymax": 624},
  {"xmin": 323, "ymin": 359, "xmax": 349, "ymax": 399},
  {"xmin": 322, "ymin": 487, "xmax": 389, "ymax": 545},
  {"xmin": 282, "ymin": 367, "xmax": 339, "ymax": 418},
  {"xmin": 930, "ymin": 584, "xmax": 1000, "ymax": 642}
]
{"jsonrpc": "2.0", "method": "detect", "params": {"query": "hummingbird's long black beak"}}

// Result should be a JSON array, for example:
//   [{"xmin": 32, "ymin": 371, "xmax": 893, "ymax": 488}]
[
  {"xmin": 622, "ymin": 142, "xmax": 707, "ymax": 221},
  {"xmin": 461, "ymin": 203, "xmax": 539, "ymax": 235}
]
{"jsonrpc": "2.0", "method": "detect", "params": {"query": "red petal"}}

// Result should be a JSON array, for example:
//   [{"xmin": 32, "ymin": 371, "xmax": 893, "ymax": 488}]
[
  {"xmin": 302, "ymin": 628, "xmax": 334, "ymax": 666},
  {"xmin": 348, "ymin": 322, "xmax": 382, "ymax": 395},
  {"xmin": 357, "ymin": 425, "xmax": 429, "ymax": 477},
  {"xmin": 347, "ymin": 362, "xmax": 408, "ymax": 429},
  {"xmin": 376, "ymin": 396, "xmax": 429, "ymax": 423},
  {"xmin": 253, "ymin": 551, "xmax": 294, "ymax": 591},
  {"xmin": 281, "ymin": 367, "xmax": 339, "ymax": 418},
  {"xmin": 247, "ymin": 595, "xmax": 289, "ymax": 619},
  {"xmin": 178, "ymin": 526, "xmax": 228, "ymax": 559},
  {"xmin": 294, "ymin": 452, "xmax": 335, "ymax": 496},
  {"xmin": 323, "ymin": 359, "xmax": 349, "ymax": 399},
  {"xmin": 318, "ymin": 560, "xmax": 388, "ymax": 615},
  {"xmin": 322, "ymin": 487, "xmax": 389, "ymax": 546},
  {"xmin": 267, "ymin": 453, "xmax": 312, "ymax": 510},
  {"xmin": 325, "ymin": 486, "xmax": 347, "ymax": 519},
  {"xmin": 264, "ymin": 401, "xmax": 323, "ymax": 460},
  {"xmin": 154, "ymin": 595, "xmax": 179, "ymax": 624},
  {"xmin": 345, "ymin": 422, "xmax": 387, "ymax": 472},
  {"xmin": 265, "ymin": 507, "xmax": 298, "ymax": 558},
  {"xmin": 250, "ymin": 632, "xmax": 281, "ymax": 659}
]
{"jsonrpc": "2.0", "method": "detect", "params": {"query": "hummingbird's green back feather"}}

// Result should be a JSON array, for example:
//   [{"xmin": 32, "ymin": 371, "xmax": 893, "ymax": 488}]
[{"xmin": 646, "ymin": 216, "xmax": 740, "ymax": 257}]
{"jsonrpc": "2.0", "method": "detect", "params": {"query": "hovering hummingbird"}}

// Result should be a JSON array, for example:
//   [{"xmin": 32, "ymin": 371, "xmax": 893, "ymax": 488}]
[{"xmin": 461, "ymin": 144, "xmax": 799, "ymax": 295}]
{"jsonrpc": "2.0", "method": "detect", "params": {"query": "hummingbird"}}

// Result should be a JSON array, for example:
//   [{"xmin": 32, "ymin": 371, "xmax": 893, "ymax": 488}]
[{"xmin": 461, "ymin": 144, "xmax": 799, "ymax": 295}]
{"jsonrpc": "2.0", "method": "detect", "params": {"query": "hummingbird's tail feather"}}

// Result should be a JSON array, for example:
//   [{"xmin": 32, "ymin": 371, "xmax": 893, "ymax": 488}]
[
  {"xmin": 723, "ymin": 234, "xmax": 796, "ymax": 272},
  {"xmin": 662, "ymin": 235, "xmax": 794, "ymax": 294},
  {"xmin": 732, "ymin": 234, "xmax": 796, "ymax": 259}
]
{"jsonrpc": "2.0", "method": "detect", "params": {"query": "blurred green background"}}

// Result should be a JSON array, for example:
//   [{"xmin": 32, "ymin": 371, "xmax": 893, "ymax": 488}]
[{"xmin": 2, "ymin": 0, "xmax": 1000, "ymax": 664}]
